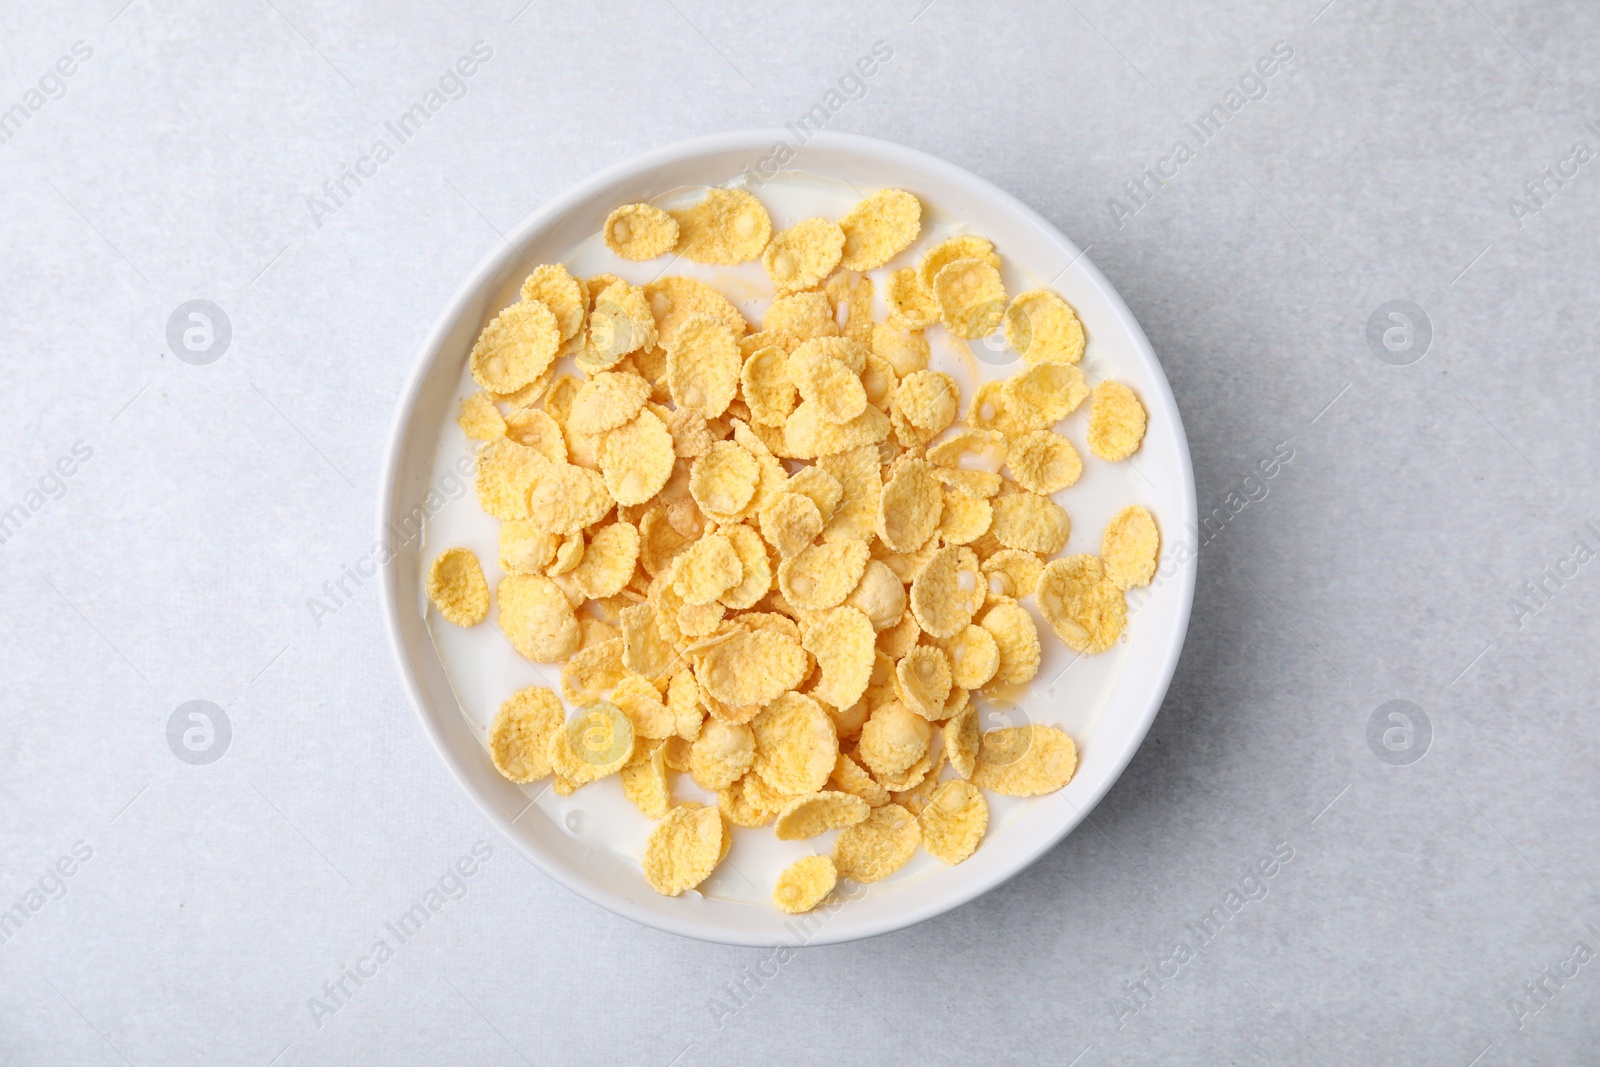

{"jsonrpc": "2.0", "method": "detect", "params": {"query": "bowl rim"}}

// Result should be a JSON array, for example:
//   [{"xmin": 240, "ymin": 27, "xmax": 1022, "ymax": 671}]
[{"xmin": 378, "ymin": 128, "xmax": 1197, "ymax": 946}]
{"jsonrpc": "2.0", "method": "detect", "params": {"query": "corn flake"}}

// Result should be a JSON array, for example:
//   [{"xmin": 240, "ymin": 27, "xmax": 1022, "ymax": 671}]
[
  {"xmin": 990, "ymin": 492, "xmax": 1070, "ymax": 555},
  {"xmin": 1102, "ymin": 505, "xmax": 1159, "ymax": 590},
  {"xmin": 1005, "ymin": 289, "xmax": 1084, "ymax": 365},
  {"xmin": 884, "ymin": 267, "xmax": 940, "ymax": 331},
  {"xmin": 621, "ymin": 742, "xmax": 672, "ymax": 818},
  {"xmin": 612, "ymin": 673, "xmax": 676, "ymax": 740},
  {"xmin": 833, "ymin": 802, "xmax": 920, "ymax": 884},
  {"xmin": 941, "ymin": 624, "xmax": 1000, "ymax": 690},
  {"xmin": 500, "ymin": 520, "xmax": 559, "ymax": 574},
  {"xmin": 672, "ymin": 531, "xmax": 743, "ymax": 606},
  {"xmin": 1006, "ymin": 429, "xmax": 1082, "ymax": 494},
  {"xmin": 763, "ymin": 217, "xmax": 845, "ymax": 292},
  {"xmin": 943, "ymin": 699, "xmax": 980, "ymax": 779},
  {"xmin": 772, "ymin": 854, "xmax": 838, "ymax": 913},
  {"xmin": 1037, "ymin": 555, "xmax": 1127, "ymax": 654},
  {"xmin": 909, "ymin": 545, "xmax": 985, "ymax": 639},
  {"xmin": 764, "ymin": 291, "xmax": 838, "ymax": 340},
  {"xmin": 759, "ymin": 491, "xmax": 824, "ymax": 558},
  {"xmin": 498, "ymin": 574, "xmax": 580, "ymax": 661},
  {"xmin": 784, "ymin": 399, "xmax": 890, "ymax": 460},
  {"xmin": 717, "ymin": 522, "xmax": 773, "ymax": 609},
  {"xmin": 773, "ymin": 790, "xmax": 868, "ymax": 842},
  {"xmin": 857, "ymin": 701, "xmax": 930, "ymax": 777},
  {"xmin": 646, "ymin": 276, "xmax": 748, "ymax": 347},
  {"xmin": 427, "ymin": 547, "xmax": 489, "ymax": 627},
  {"xmin": 689, "ymin": 719, "xmax": 755, "ymax": 790},
  {"xmin": 741, "ymin": 345, "xmax": 797, "ymax": 427},
  {"xmin": 549, "ymin": 701, "xmax": 635, "ymax": 787},
  {"xmin": 599, "ymin": 408, "xmax": 675, "ymax": 507},
  {"xmin": 896, "ymin": 644, "xmax": 952, "ymax": 720},
  {"xmin": 1088, "ymin": 380, "xmax": 1148, "ymax": 461},
  {"xmin": 667, "ymin": 314, "xmax": 741, "ymax": 418},
  {"xmin": 688, "ymin": 440, "xmax": 759, "ymax": 519},
  {"xmin": 752, "ymin": 693, "xmax": 838, "ymax": 795},
  {"xmin": 457, "ymin": 392, "xmax": 505, "ymax": 440},
  {"xmin": 1002, "ymin": 361, "xmax": 1088, "ymax": 430},
  {"xmin": 779, "ymin": 539, "xmax": 869, "ymax": 610},
  {"xmin": 569, "ymin": 371, "xmax": 652, "ymax": 436},
  {"xmin": 489, "ymin": 686, "xmax": 564, "ymax": 783},
  {"xmin": 838, "ymin": 188, "xmax": 921, "ymax": 271},
  {"xmin": 470, "ymin": 299, "xmax": 561, "ymax": 393},
  {"xmin": 519, "ymin": 263, "xmax": 587, "ymax": 342},
  {"xmin": 937, "ymin": 491, "xmax": 993, "ymax": 546},
  {"xmin": 877, "ymin": 459, "xmax": 943, "ymax": 553},
  {"xmin": 526, "ymin": 462, "xmax": 614, "ymax": 536},
  {"xmin": 643, "ymin": 803, "xmax": 723, "ymax": 895},
  {"xmin": 919, "ymin": 234, "xmax": 1000, "ymax": 290},
  {"xmin": 604, "ymin": 202, "xmax": 679, "ymax": 260},
  {"xmin": 802, "ymin": 606, "xmax": 876, "ymax": 709},
  {"xmin": 788, "ymin": 344, "xmax": 867, "ymax": 426},
  {"xmin": 560, "ymin": 636, "xmax": 628, "ymax": 703},
  {"xmin": 919, "ymin": 780, "xmax": 987, "ymax": 864},
  {"xmin": 503, "ymin": 406, "xmax": 567, "ymax": 463},
  {"xmin": 844, "ymin": 559, "xmax": 907, "ymax": 632},
  {"xmin": 546, "ymin": 532, "xmax": 585, "ymax": 576},
  {"xmin": 694, "ymin": 627, "xmax": 807, "ymax": 709},
  {"xmin": 971, "ymin": 724, "xmax": 1077, "ymax": 796},
  {"xmin": 980, "ymin": 600, "xmax": 1041, "ymax": 685},
  {"xmin": 670, "ymin": 187, "xmax": 771, "ymax": 265},
  {"xmin": 933, "ymin": 257, "xmax": 1007, "ymax": 339}
]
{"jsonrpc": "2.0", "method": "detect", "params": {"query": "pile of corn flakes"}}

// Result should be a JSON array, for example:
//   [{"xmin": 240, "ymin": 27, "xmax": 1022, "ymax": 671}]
[{"xmin": 426, "ymin": 183, "xmax": 1158, "ymax": 914}]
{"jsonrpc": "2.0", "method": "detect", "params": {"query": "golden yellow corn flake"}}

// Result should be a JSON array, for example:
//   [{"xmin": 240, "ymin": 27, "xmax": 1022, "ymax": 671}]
[
  {"xmin": 612, "ymin": 673, "xmax": 676, "ymax": 740},
  {"xmin": 788, "ymin": 344, "xmax": 868, "ymax": 426},
  {"xmin": 670, "ymin": 187, "xmax": 772, "ymax": 265},
  {"xmin": 718, "ymin": 774, "xmax": 775, "ymax": 827},
  {"xmin": 937, "ymin": 491, "xmax": 993, "ymax": 546},
  {"xmin": 677, "ymin": 597, "xmax": 726, "ymax": 641},
  {"xmin": 763, "ymin": 217, "xmax": 845, "ymax": 292},
  {"xmin": 876, "ymin": 753, "xmax": 932, "ymax": 793},
  {"xmin": 920, "ymin": 780, "xmax": 987, "ymax": 864},
  {"xmin": 764, "ymin": 291, "xmax": 838, "ymax": 340},
  {"xmin": 1088, "ymin": 380, "xmax": 1148, "ymax": 461},
  {"xmin": 688, "ymin": 440, "xmax": 759, "ymax": 519},
  {"xmin": 802, "ymin": 606, "xmax": 876, "ymax": 709},
  {"xmin": 499, "ymin": 520, "xmax": 558, "ymax": 575},
  {"xmin": 618, "ymin": 601, "xmax": 677, "ymax": 681},
  {"xmin": 1006, "ymin": 429, "xmax": 1082, "ymax": 495},
  {"xmin": 667, "ymin": 668, "xmax": 705, "ymax": 739},
  {"xmin": 884, "ymin": 267, "xmax": 940, "ymax": 331},
  {"xmin": 812, "ymin": 445, "xmax": 878, "ymax": 543},
  {"xmin": 568, "ymin": 522, "xmax": 638, "ymax": 600},
  {"xmin": 599, "ymin": 407, "xmax": 675, "ymax": 506},
  {"xmin": 666, "ymin": 313, "xmax": 741, "ymax": 418},
  {"xmin": 519, "ymin": 263, "xmax": 587, "ymax": 342},
  {"xmin": 470, "ymin": 298, "xmax": 561, "ymax": 393},
  {"xmin": 498, "ymin": 573, "xmax": 579, "ymax": 661},
  {"xmin": 488, "ymin": 686, "xmax": 563, "ymax": 783},
  {"xmin": 457, "ymin": 392, "xmax": 506, "ymax": 440},
  {"xmin": 833, "ymin": 802, "xmax": 920, "ymax": 884},
  {"xmin": 919, "ymin": 234, "xmax": 1000, "ymax": 290},
  {"xmin": 773, "ymin": 790, "xmax": 868, "ymax": 842},
  {"xmin": 909, "ymin": 544, "xmax": 985, "ymax": 639},
  {"xmin": 829, "ymin": 751, "xmax": 889, "ymax": 806},
  {"xmin": 877, "ymin": 458, "xmax": 943, "ymax": 553},
  {"xmin": 621, "ymin": 742, "xmax": 672, "ymax": 818},
  {"xmin": 1102, "ymin": 505, "xmax": 1159, "ymax": 590},
  {"xmin": 857, "ymin": 701, "xmax": 930, "ymax": 777},
  {"xmin": 772, "ymin": 854, "xmax": 837, "ymax": 913},
  {"xmin": 689, "ymin": 719, "xmax": 755, "ymax": 790},
  {"xmin": 990, "ymin": 492, "xmax": 1070, "ymax": 555},
  {"xmin": 642, "ymin": 803, "xmax": 723, "ymax": 896},
  {"xmin": 964, "ymin": 379, "xmax": 1027, "ymax": 437},
  {"xmin": 549, "ymin": 700, "xmax": 635, "ymax": 787},
  {"xmin": 942, "ymin": 624, "xmax": 1000, "ymax": 690},
  {"xmin": 525, "ymin": 462, "xmax": 613, "ymax": 537},
  {"xmin": 741, "ymin": 345, "xmax": 798, "ymax": 426},
  {"xmin": 1002, "ymin": 361, "xmax": 1089, "ymax": 430},
  {"xmin": 784, "ymin": 400, "xmax": 891, "ymax": 461},
  {"xmin": 778, "ymin": 540, "xmax": 869, "ymax": 610},
  {"xmin": 546, "ymin": 532, "xmax": 585, "ymax": 576},
  {"xmin": 475, "ymin": 438, "xmax": 547, "ymax": 520},
  {"xmin": 933, "ymin": 257, "xmax": 1007, "ymax": 339},
  {"xmin": 980, "ymin": 600, "xmax": 1041, "ymax": 685},
  {"xmin": 503, "ymin": 406, "xmax": 567, "ymax": 463},
  {"xmin": 870, "ymin": 322, "xmax": 930, "ymax": 378},
  {"xmin": 646, "ymin": 276, "xmax": 748, "ymax": 347},
  {"xmin": 694, "ymin": 627, "xmax": 807, "ymax": 710},
  {"xmin": 838, "ymin": 188, "xmax": 921, "ymax": 271},
  {"xmin": 981, "ymin": 548, "xmax": 1043, "ymax": 599},
  {"xmin": 672, "ymin": 531, "xmax": 743, "ymax": 606},
  {"xmin": 716, "ymin": 522, "xmax": 773, "ymax": 610},
  {"xmin": 971, "ymin": 724, "xmax": 1077, "ymax": 796},
  {"xmin": 890, "ymin": 370, "xmax": 959, "ymax": 446},
  {"xmin": 896, "ymin": 644, "xmax": 952, "ymax": 720},
  {"xmin": 427, "ymin": 547, "xmax": 489, "ymax": 627},
  {"xmin": 1037, "ymin": 554, "xmax": 1127, "ymax": 654},
  {"xmin": 1005, "ymin": 289, "xmax": 1084, "ymax": 365},
  {"xmin": 844, "ymin": 559, "xmax": 907, "ymax": 632},
  {"xmin": 752, "ymin": 693, "xmax": 838, "ymax": 795},
  {"xmin": 560, "ymin": 636, "xmax": 628, "ymax": 704},
  {"xmin": 604, "ymin": 202, "xmax": 679, "ymax": 260},
  {"xmin": 757, "ymin": 491, "xmax": 822, "ymax": 559},
  {"xmin": 569, "ymin": 371, "xmax": 652, "ymax": 436},
  {"xmin": 942, "ymin": 699, "xmax": 980, "ymax": 779},
  {"xmin": 826, "ymin": 271, "xmax": 875, "ymax": 342}
]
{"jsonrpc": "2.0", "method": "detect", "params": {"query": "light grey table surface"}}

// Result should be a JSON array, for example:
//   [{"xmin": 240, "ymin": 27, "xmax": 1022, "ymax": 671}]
[{"xmin": 3, "ymin": 1, "xmax": 1597, "ymax": 1064}]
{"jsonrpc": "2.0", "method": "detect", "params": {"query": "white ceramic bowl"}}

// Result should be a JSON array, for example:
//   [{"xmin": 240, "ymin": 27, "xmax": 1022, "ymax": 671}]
[{"xmin": 379, "ymin": 130, "xmax": 1197, "ymax": 946}]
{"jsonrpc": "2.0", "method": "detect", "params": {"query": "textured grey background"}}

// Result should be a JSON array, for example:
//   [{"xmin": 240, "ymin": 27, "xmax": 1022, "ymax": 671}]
[{"xmin": 2, "ymin": 0, "xmax": 1597, "ymax": 1063}]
